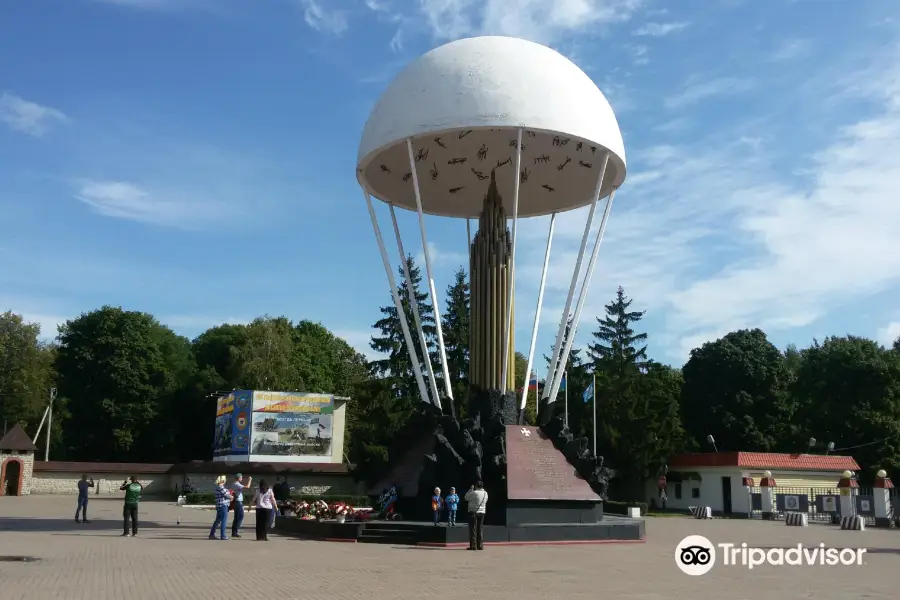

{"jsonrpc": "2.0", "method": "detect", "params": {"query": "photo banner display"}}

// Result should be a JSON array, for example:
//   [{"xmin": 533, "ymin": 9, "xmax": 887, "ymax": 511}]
[
  {"xmin": 212, "ymin": 391, "xmax": 252, "ymax": 458},
  {"xmin": 250, "ymin": 392, "xmax": 334, "ymax": 458}
]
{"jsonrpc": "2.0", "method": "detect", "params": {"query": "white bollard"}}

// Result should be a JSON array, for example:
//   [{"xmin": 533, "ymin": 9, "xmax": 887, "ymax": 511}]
[
  {"xmin": 840, "ymin": 515, "xmax": 865, "ymax": 530},
  {"xmin": 785, "ymin": 512, "xmax": 808, "ymax": 526},
  {"xmin": 873, "ymin": 469, "xmax": 894, "ymax": 528}
]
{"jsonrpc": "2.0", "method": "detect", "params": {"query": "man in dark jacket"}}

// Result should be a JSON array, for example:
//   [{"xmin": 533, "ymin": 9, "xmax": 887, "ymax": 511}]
[{"xmin": 272, "ymin": 476, "xmax": 291, "ymax": 514}]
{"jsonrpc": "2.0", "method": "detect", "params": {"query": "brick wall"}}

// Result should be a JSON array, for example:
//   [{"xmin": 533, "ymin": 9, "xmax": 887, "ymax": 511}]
[
  {"xmin": 29, "ymin": 470, "xmax": 361, "ymax": 497},
  {"xmin": 29, "ymin": 472, "xmax": 166, "ymax": 496}
]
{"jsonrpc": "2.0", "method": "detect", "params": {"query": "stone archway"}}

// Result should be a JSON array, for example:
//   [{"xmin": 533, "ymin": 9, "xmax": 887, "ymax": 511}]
[{"xmin": 0, "ymin": 458, "xmax": 24, "ymax": 496}]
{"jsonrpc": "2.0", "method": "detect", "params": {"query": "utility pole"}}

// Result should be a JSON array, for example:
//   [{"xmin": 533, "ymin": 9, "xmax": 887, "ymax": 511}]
[{"xmin": 45, "ymin": 388, "xmax": 57, "ymax": 461}]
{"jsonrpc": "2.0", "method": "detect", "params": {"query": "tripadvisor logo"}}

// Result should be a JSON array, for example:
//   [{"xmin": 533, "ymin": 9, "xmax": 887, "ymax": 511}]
[{"xmin": 675, "ymin": 535, "xmax": 867, "ymax": 575}]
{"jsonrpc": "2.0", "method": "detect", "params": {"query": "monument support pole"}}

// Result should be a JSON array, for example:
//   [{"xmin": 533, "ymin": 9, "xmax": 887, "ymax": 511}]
[
  {"xmin": 592, "ymin": 372, "xmax": 597, "ymax": 455},
  {"xmin": 520, "ymin": 212, "xmax": 556, "ymax": 418},
  {"xmin": 500, "ymin": 128, "xmax": 524, "ymax": 392},
  {"xmin": 363, "ymin": 188, "xmax": 431, "ymax": 406},
  {"xmin": 466, "ymin": 219, "xmax": 471, "ymax": 263},
  {"xmin": 548, "ymin": 189, "xmax": 616, "ymax": 404},
  {"xmin": 389, "ymin": 204, "xmax": 441, "ymax": 407},
  {"xmin": 545, "ymin": 152, "xmax": 609, "ymax": 402},
  {"xmin": 407, "ymin": 139, "xmax": 455, "ymax": 415}
]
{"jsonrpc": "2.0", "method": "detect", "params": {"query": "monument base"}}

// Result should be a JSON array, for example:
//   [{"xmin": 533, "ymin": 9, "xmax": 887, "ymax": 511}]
[{"xmin": 275, "ymin": 517, "xmax": 644, "ymax": 546}]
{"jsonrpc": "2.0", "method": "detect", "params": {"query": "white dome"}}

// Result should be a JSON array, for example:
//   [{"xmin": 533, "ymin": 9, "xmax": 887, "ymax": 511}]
[{"xmin": 357, "ymin": 36, "xmax": 627, "ymax": 219}]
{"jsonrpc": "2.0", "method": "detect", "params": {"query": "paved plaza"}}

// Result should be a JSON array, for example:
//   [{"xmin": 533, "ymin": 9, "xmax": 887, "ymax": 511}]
[{"xmin": 0, "ymin": 496, "xmax": 897, "ymax": 600}]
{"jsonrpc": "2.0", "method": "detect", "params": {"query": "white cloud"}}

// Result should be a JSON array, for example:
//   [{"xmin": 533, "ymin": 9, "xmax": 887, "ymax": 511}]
[
  {"xmin": 770, "ymin": 38, "xmax": 813, "ymax": 61},
  {"xmin": 417, "ymin": 0, "xmax": 643, "ymax": 44},
  {"xmin": 0, "ymin": 93, "xmax": 68, "ymax": 137},
  {"xmin": 298, "ymin": 0, "xmax": 348, "ymax": 34},
  {"xmin": 513, "ymin": 45, "xmax": 900, "ymax": 363},
  {"xmin": 389, "ymin": 28, "xmax": 403, "ymax": 53},
  {"xmin": 73, "ymin": 179, "xmax": 240, "ymax": 229},
  {"xmin": 633, "ymin": 21, "xmax": 689, "ymax": 36},
  {"xmin": 664, "ymin": 76, "xmax": 755, "ymax": 108},
  {"xmin": 629, "ymin": 44, "xmax": 649, "ymax": 65},
  {"xmin": 877, "ymin": 321, "xmax": 900, "ymax": 347},
  {"xmin": 415, "ymin": 242, "xmax": 468, "ymax": 270}
]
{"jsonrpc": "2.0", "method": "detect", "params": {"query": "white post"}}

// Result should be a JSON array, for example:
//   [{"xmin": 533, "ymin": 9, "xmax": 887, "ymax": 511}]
[
  {"xmin": 592, "ymin": 372, "xmax": 597, "ymax": 455},
  {"xmin": 520, "ymin": 213, "xmax": 556, "ymax": 411},
  {"xmin": 406, "ymin": 139, "xmax": 454, "ymax": 404},
  {"xmin": 363, "ymin": 188, "xmax": 431, "ymax": 405},
  {"xmin": 33, "ymin": 405, "xmax": 50, "ymax": 444},
  {"xmin": 564, "ymin": 370, "xmax": 568, "ymax": 426},
  {"xmin": 466, "ymin": 219, "xmax": 471, "ymax": 264},
  {"xmin": 45, "ymin": 389, "xmax": 55, "ymax": 461},
  {"xmin": 545, "ymin": 152, "xmax": 610, "ymax": 401},
  {"xmin": 389, "ymin": 204, "xmax": 441, "ymax": 408},
  {"xmin": 547, "ymin": 190, "xmax": 616, "ymax": 404},
  {"xmin": 500, "ymin": 128, "xmax": 524, "ymax": 392}
]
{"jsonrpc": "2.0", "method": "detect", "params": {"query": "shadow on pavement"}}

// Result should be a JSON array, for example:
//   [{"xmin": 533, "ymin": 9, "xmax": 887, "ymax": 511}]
[{"xmin": 0, "ymin": 518, "xmax": 208, "ymax": 533}]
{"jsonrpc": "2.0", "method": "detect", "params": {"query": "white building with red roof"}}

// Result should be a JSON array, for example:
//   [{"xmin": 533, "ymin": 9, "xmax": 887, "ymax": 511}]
[{"xmin": 647, "ymin": 451, "xmax": 861, "ymax": 517}]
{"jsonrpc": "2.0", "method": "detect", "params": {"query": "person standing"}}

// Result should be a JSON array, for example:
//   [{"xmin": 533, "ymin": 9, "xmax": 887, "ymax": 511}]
[
  {"xmin": 273, "ymin": 476, "xmax": 290, "ymax": 515},
  {"xmin": 120, "ymin": 476, "xmax": 143, "ymax": 537},
  {"xmin": 230, "ymin": 473, "xmax": 251, "ymax": 538},
  {"xmin": 209, "ymin": 475, "xmax": 232, "ymax": 540},
  {"xmin": 251, "ymin": 479, "xmax": 276, "ymax": 541},
  {"xmin": 445, "ymin": 487, "xmax": 460, "ymax": 527},
  {"xmin": 431, "ymin": 487, "xmax": 444, "ymax": 526},
  {"xmin": 465, "ymin": 481, "xmax": 488, "ymax": 551},
  {"xmin": 75, "ymin": 474, "xmax": 94, "ymax": 523}
]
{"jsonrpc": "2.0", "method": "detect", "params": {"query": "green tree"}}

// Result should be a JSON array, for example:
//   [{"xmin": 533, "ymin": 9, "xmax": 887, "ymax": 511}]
[
  {"xmin": 370, "ymin": 256, "xmax": 436, "ymax": 403},
  {"xmin": 792, "ymin": 336, "xmax": 900, "ymax": 475},
  {"xmin": 294, "ymin": 320, "xmax": 369, "ymax": 396},
  {"xmin": 681, "ymin": 328, "xmax": 794, "ymax": 453},
  {"xmin": 55, "ymin": 306, "xmax": 196, "ymax": 460},
  {"xmin": 0, "ymin": 312, "xmax": 56, "ymax": 429},
  {"xmin": 893, "ymin": 335, "xmax": 900, "ymax": 353},
  {"xmin": 587, "ymin": 286, "xmax": 648, "ymax": 376},
  {"xmin": 192, "ymin": 323, "xmax": 248, "ymax": 387},
  {"xmin": 237, "ymin": 317, "xmax": 303, "ymax": 391},
  {"xmin": 441, "ymin": 268, "xmax": 469, "ymax": 402},
  {"xmin": 345, "ymin": 376, "xmax": 417, "ymax": 481}
]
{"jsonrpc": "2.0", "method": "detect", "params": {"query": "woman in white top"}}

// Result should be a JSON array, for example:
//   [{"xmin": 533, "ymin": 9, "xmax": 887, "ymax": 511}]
[{"xmin": 250, "ymin": 479, "xmax": 277, "ymax": 541}]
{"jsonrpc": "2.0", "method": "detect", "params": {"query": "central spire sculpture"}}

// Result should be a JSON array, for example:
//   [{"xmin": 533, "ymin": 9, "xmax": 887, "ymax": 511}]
[{"xmin": 469, "ymin": 171, "xmax": 516, "ymax": 393}]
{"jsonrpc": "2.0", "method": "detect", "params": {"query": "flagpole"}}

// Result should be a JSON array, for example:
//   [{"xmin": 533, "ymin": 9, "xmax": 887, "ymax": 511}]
[
  {"xmin": 564, "ymin": 370, "xmax": 568, "ymax": 427},
  {"xmin": 592, "ymin": 372, "xmax": 597, "ymax": 456}
]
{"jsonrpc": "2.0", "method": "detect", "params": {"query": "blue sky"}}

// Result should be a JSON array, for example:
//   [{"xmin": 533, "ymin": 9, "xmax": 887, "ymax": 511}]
[{"xmin": 2, "ymin": 0, "xmax": 900, "ymax": 368}]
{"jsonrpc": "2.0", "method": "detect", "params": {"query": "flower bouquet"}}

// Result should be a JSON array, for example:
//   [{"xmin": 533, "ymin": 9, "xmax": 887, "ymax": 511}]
[
  {"xmin": 330, "ymin": 502, "xmax": 353, "ymax": 523},
  {"xmin": 280, "ymin": 499, "xmax": 300, "ymax": 517},
  {"xmin": 313, "ymin": 500, "xmax": 330, "ymax": 521}
]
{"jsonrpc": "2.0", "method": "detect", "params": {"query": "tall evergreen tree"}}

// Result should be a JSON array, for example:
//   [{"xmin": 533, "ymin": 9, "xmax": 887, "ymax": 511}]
[
  {"xmin": 441, "ymin": 267, "xmax": 470, "ymax": 405},
  {"xmin": 588, "ymin": 286, "xmax": 648, "ymax": 376},
  {"xmin": 370, "ymin": 255, "xmax": 436, "ymax": 402}
]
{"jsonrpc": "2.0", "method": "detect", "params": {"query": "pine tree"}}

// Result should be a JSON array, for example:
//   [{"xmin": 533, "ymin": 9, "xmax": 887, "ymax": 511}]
[
  {"xmin": 370, "ymin": 256, "xmax": 437, "ymax": 402},
  {"xmin": 441, "ymin": 268, "xmax": 470, "ymax": 402},
  {"xmin": 588, "ymin": 286, "xmax": 648, "ymax": 377}
]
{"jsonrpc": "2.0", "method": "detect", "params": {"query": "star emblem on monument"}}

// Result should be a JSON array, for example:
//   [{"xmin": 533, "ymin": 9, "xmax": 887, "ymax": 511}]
[{"xmin": 521, "ymin": 428, "xmax": 531, "ymax": 436}]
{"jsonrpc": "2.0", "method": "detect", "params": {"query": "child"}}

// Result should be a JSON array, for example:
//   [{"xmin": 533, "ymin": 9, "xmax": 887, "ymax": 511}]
[
  {"xmin": 445, "ymin": 487, "xmax": 460, "ymax": 527},
  {"xmin": 431, "ymin": 487, "xmax": 443, "ymax": 526}
]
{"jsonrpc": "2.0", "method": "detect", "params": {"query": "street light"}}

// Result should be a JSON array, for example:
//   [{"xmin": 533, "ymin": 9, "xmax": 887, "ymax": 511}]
[{"xmin": 706, "ymin": 434, "xmax": 718, "ymax": 453}]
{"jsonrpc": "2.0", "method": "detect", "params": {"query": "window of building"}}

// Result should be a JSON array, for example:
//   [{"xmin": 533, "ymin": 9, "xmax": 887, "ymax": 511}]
[
  {"xmin": 674, "ymin": 483, "xmax": 682, "ymax": 499},
  {"xmin": 691, "ymin": 487, "xmax": 700, "ymax": 499}
]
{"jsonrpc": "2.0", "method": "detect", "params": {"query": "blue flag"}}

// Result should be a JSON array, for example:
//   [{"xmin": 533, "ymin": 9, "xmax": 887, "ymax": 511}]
[
  {"xmin": 583, "ymin": 380, "xmax": 594, "ymax": 403},
  {"xmin": 559, "ymin": 373, "xmax": 566, "ymax": 391}
]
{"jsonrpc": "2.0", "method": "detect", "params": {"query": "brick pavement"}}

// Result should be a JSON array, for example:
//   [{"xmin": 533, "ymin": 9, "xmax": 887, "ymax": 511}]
[{"xmin": 0, "ymin": 496, "xmax": 897, "ymax": 600}]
